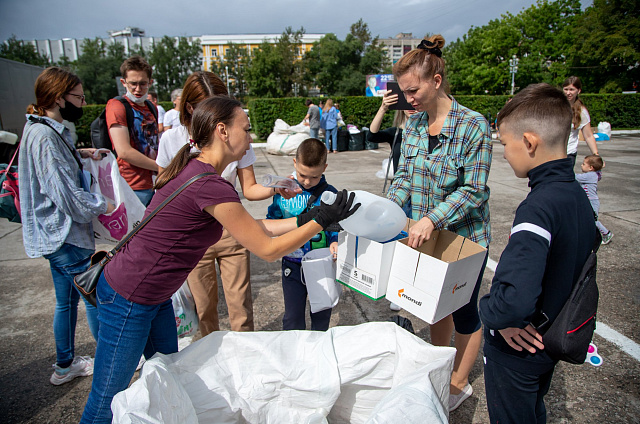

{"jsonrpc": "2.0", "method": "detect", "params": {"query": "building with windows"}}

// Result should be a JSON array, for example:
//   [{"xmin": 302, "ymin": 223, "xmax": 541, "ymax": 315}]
[
  {"xmin": 378, "ymin": 33, "xmax": 423, "ymax": 64},
  {"xmin": 18, "ymin": 32, "xmax": 325, "ymax": 71},
  {"xmin": 200, "ymin": 33, "xmax": 325, "ymax": 72}
]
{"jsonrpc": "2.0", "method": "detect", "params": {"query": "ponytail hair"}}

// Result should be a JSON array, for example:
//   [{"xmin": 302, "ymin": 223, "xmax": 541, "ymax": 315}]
[
  {"xmin": 27, "ymin": 67, "xmax": 81, "ymax": 115},
  {"xmin": 154, "ymin": 96, "xmax": 242, "ymax": 190},
  {"xmin": 393, "ymin": 34, "xmax": 448, "ymax": 93},
  {"xmin": 562, "ymin": 76, "xmax": 584, "ymax": 129},
  {"xmin": 179, "ymin": 71, "xmax": 228, "ymax": 129}
]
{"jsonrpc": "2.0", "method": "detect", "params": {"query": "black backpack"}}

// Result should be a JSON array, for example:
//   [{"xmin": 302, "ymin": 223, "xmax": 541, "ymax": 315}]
[
  {"xmin": 542, "ymin": 230, "xmax": 601, "ymax": 364},
  {"xmin": 90, "ymin": 97, "xmax": 157, "ymax": 152}
]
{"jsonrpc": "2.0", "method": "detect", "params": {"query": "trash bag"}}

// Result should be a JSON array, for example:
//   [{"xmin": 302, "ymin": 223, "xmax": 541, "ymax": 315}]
[
  {"xmin": 266, "ymin": 119, "xmax": 310, "ymax": 156},
  {"xmin": 112, "ymin": 322, "xmax": 455, "ymax": 424},
  {"xmin": 337, "ymin": 129, "xmax": 350, "ymax": 152},
  {"xmin": 349, "ymin": 132, "xmax": 365, "ymax": 151},
  {"xmin": 597, "ymin": 122, "xmax": 612, "ymax": 138}
]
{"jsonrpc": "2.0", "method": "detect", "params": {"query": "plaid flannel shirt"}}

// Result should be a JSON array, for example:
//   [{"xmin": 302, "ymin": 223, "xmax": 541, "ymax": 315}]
[{"xmin": 387, "ymin": 97, "xmax": 492, "ymax": 247}]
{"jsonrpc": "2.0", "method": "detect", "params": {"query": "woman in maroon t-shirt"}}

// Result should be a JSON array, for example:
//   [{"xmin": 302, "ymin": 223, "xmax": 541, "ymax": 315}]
[{"xmin": 81, "ymin": 96, "xmax": 359, "ymax": 423}]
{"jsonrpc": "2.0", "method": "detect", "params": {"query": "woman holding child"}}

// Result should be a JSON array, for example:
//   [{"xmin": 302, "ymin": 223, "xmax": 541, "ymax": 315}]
[
  {"xmin": 80, "ymin": 96, "xmax": 358, "ymax": 423},
  {"xmin": 562, "ymin": 76, "xmax": 599, "ymax": 166},
  {"xmin": 385, "ymin": 34, "xmax": 492, "ymax": 412}
]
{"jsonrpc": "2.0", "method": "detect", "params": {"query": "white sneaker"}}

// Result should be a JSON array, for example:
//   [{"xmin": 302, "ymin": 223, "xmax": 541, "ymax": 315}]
[
  {"xmin": 449, "ymin": 383, "xmax": 473, "ymax": 412},
  {"xmin": 50, "ymin": 356, "xmax": 94, "ymax": 386},
  {"xmin": 389, "ymin": 302, "xmax": 401, "ymax": 311}
]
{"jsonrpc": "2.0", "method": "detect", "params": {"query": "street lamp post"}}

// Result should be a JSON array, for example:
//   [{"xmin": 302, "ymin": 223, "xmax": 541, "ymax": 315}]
[
  {"xmin": 225, "ymin": 65, "xmax": 230, "ymax": 94},
  {"xmin": 509, "ymin": 55, "xmax": 519, "ymax": 95}
]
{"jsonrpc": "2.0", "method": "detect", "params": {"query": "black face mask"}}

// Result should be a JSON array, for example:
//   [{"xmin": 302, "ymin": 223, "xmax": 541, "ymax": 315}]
[{"xmin": 59, "ymin": 100, "xmax": 83, "ymax": 123}]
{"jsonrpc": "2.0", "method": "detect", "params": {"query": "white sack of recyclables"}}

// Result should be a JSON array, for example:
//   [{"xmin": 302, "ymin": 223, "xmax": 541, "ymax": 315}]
[
  {"xmin": 111, "ymin": 322, "xmax": 455, "ymax": 424},
  {"xmin": 266, "ymin": 118, "xmax": 310, "ymax": 156}
]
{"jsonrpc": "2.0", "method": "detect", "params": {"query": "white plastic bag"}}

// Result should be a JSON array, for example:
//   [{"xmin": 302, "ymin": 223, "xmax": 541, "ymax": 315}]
[
  {"xmin": 172, "ymin": 281, "xmax": 199, "ymax": 338},
  {"xmin": 597, "ymin": 122, "xmax": 612, "ymax": 138},
  {"xmin": 375, "ymin": 158, "xmax": 395, "ymax": 180},
  {"xmin": 80, "ymin": 152, "xmax": 146, "ymax": 243},
  {"xmin": 266, "ymin": 119, "xmax": 310, "ymax": 155},
  {"xmin": 302, "ymin": 248, "xmax": 341, "ymax": 313},
  {"xmin": 111, "ymin": 322, "xmax": 455, "ymax": 424}
]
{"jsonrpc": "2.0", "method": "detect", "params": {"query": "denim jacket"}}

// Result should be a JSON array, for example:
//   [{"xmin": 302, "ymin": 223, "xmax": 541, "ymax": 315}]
[{"xmin": 18, "ymin": 115, "xmax": 107, "ymax": 257}]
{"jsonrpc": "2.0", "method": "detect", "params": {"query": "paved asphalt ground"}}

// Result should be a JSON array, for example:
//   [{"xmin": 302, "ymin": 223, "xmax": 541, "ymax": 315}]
[{"xmin": 0, "ymin": 134, "xmax": 638, "ymax": 423}]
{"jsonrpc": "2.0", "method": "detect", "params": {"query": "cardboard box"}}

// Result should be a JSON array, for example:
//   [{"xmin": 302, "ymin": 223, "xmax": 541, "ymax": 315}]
[
  {"xmin": 335, "ymin": 231, "xmax": 398, "ymax": 300},
  {"xmin": 386, "ymin": 228, "xmax": 487, "ymax": 324}
]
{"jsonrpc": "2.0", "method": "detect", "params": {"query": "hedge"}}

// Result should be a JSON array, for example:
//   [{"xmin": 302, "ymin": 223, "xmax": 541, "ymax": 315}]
[
  {"xmin": 76, "ymin": 95, "xmax": 638, "ymax": 146},
  {"xmin": 247, "ymin": 93, "xmax": 640, "ymax": 140}
]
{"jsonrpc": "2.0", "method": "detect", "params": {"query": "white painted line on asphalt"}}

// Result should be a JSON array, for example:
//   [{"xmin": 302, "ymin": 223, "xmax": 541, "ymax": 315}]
[
  {"xmin": 486, "ymin": 257, "xmax": 498, "ymax": 272},
  {"xmin": 595, "ymin": 321, "xmax": 640, "ymax": 362},
  {"xmin": 485, "ymin": 257, "xmax": 640, "ymax": 362}
]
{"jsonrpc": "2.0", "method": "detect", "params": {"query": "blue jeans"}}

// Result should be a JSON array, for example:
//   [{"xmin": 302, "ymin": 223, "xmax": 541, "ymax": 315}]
[
  {"xmin": 80, "ymin": 272, "xmax": 178, "ymax": 424},
  {"xmin": 281, "ymin": 259, "xmax": 332, "ymax": 331},
  {"xmin": 309, "ymin": 127, "xmax": 319, "ymax": 140},
  {"xmin": 44, "ymin": 243, "xmax": 99, "ymax": 366},
  {"xmin": 134, "ymin": 188, "xmax": 154, "ymax": 207},
  {"xmin": 325, "ymin": 127, "xmax": 338, "ymax": 152}
]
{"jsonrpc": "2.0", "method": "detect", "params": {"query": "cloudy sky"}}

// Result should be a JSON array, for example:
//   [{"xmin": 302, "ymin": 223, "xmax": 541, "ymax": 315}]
[{"xmin": 1, "ymin": 0, "xmax": 592, "ymax": 43}]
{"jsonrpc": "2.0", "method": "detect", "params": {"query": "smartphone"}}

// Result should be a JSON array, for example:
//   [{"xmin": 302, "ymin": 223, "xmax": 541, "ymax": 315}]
[{"xmin": 386, "ymin": 81, "xmax": 415, "ymax": 111}]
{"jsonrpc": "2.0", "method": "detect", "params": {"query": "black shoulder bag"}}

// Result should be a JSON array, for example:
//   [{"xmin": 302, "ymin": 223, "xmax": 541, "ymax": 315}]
[
  {"xmin": 539, "ymin": 230, "xmax": 601, "ymax": 364},
  {"xmin": 74, "ymin": 172, "xmax": 215, "ymax": 307}
]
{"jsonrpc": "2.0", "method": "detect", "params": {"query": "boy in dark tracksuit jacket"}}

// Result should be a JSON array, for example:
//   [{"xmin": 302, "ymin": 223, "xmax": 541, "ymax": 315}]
[
  {"xmin": 266, "ymin": 138, "xmax": 338, "ymax": 331},
  {"xmin": 479, "ymin": 84, "xmax": 598, "ymax": 424}
]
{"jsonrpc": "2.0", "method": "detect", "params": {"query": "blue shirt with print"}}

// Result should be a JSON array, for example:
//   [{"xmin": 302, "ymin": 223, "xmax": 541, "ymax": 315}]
[{"xmin": 266, "ymin": 174, "xmax": 338, "ymax": 262}]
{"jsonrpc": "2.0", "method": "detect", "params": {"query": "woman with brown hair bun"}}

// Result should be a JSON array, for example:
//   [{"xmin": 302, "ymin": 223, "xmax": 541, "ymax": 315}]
[
  {"xmin": 385, "ymin": 34, "xmax": 492, "ymax": 412},
  {"xmin": 19, "ymin": 67, "xmax": 115, "ymax": 386}
]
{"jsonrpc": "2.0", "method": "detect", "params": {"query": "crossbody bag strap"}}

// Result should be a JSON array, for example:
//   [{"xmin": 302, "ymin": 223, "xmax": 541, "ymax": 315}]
[{"xmin": 103, "ymin": 172, "xmax": 216, "ymax": 262}]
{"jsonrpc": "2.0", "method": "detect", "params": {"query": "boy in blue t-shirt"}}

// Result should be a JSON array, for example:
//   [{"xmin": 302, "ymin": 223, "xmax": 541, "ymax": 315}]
[
  {"xmin": 479, "ymin": 84, "xmax": 597, "ymax": 424},
  {"xmin": 267, "ymin": 138, "xmax": 339, "ymax": 331}
]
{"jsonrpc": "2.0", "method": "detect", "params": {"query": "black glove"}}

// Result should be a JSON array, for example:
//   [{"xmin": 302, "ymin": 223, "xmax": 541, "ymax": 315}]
[
  {"xmin": 313, "ymin": 190, "xmax": 360, "ymax": 230},
  {"xmin": 296, "ymin": 206, "xmax": 320, "ymax": 227}
]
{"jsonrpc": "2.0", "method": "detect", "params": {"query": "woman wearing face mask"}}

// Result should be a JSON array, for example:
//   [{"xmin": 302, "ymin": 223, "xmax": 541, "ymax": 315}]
[{"xmin": 18, "ymin": 67, "xmax": 115, "ymax": 386}]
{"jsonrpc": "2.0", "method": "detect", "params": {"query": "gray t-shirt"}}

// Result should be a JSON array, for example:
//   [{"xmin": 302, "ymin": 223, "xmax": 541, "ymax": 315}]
[{"xmin": 308, "ymin": 105, "xmax": 320, "ymax": 129}]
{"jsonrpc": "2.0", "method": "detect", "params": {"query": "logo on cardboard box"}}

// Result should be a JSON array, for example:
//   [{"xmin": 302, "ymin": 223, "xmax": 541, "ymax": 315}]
[
  {"xmin": 397, "ymin": 288, "xmax": 422, "ymax": 306},
  {"xmin": 452, "ymin": 282, "xmax": 467, "ymax": 294}
]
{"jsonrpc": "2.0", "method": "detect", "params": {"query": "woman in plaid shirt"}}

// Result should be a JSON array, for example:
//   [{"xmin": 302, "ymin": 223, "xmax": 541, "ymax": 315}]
[{"xmin": 386, "ymin": 34, "xmax": 492, "ymax": 412}]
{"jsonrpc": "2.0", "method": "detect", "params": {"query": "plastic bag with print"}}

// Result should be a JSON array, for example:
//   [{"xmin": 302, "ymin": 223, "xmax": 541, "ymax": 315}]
[{"xmin": 81, "ymin": 152, "xmax": 146, "ymax": 243}]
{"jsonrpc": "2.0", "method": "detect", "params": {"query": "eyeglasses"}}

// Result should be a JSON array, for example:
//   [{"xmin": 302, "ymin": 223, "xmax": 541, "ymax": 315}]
[
  {"xmin": 66, "ymin": 93, "xmax": 86, "ymax": 103},
  {"xmin": 125, "ymin": 80, "xmax": 150, "ymax": 89}
]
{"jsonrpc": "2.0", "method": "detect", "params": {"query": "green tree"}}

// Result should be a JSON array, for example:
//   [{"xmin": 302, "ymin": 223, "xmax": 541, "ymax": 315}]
[
  {"xmin": 246, "ymin": 27, "xmax": 305, "ymax": 97},
  {"xmin": 217, "ymin": 42, "xmax": 251, "ymax": 98},
  {"xmin": 304, "ymin": 20, "xmax": 388, "ymax": 96},
  {"xmin": 569, "ymin": 0, "xmax": 640, "ymax": 92},
  {"xmin": 74, "ymin": 38, "xmax": 126, "ymax": 104},
  {"xmin": 0, "ymin": 35, "xmax": 50, "ymax": 67},
  {"xmin": 148, "ymin": 36, "xmax": 202, "ymax": 99},
  {"xmin": 445, "ymin": 0, "xmax": 582, "ymax": 94}
]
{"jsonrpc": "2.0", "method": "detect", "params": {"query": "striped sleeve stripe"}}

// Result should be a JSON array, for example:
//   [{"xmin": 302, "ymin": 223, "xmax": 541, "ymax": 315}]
[{"xmin": 510, "ymin": 223, "xmax": 551, "ymax": 246}]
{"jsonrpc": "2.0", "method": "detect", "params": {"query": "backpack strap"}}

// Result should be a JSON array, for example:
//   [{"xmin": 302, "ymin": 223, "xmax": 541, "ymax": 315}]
[
  {"xmin": 145, "ymin": 99, "xmax": 158, "ymax": 121},
  {"xmin": 115, "ymin": 97, "xmax": 135, "ymax": 134}
]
